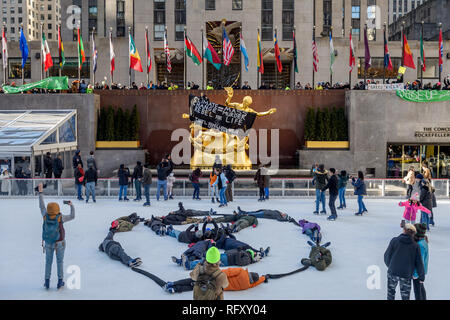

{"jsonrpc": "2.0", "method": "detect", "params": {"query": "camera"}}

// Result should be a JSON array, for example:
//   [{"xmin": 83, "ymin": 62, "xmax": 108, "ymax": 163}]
[{"xmin": 63, "ymin": 200, "xmax": 71, "ymax": 205}]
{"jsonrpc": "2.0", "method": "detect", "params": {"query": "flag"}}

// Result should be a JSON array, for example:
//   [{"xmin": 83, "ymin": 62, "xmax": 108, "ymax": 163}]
[
  {"xmin": 129, "ymin": 33, "xmax": 143, "ymax": 72},
  {"xmin": 92, "ymin": 33, "xmax": 98, "ymax": 73},
  {"xmin": 274, "ymin": 29, "xmax": 283, "ymax": 73},
  {"xmin": 58, "ymin": 26, "xmax": 65, "ymax": 68},
  {"xmin": 77, "ymin": 28, "xmax": 85, "ymax": 70},
  {"xmin": 164, "ymin": 30, "xmax": 172, "ymax": 73},
  {"xmin": 293, "ymin": 30, "xmax": 298, "ymax": 73},
  {"xmin": 145, "ymin": 30, "xmax": 152, "ymax": 73},
  {"xmin": 312, "ymin": 34, "xmax": 318, "ymax": 73},
  {"xmin": 41, "ymin": 33, "xmax": 53, "ymax": 72},
  {"xmin": 240, "ymin": 32, "xmax": 249, "ymax": 72},
  {"xmin": 2, "ymin": 27, "xmax": 7, "ymax": 70},
  {"xmin": 384, "ymin": 28, "xmax": 393, "ymax": 70},
  {"xmin": 403, "ymin": 34, "xmax": 416, "ymax": 69},
  {"xmin": 349, "ymin": 32, "xmax": 356, "ymax": 72},
  {"xmin": 420, "ymin": 33, "xmax": 426, "ymax": 72},
  {"xmin": 184, "ymin": 35, "xmax": 202, "ymax": 66},
  {"xmin": 203, "ymin": 34, "xmax": 221, "ymax": 70},
  {"xmin": 20, "ymin": 28, "xmax": 29, "ymax": 69},
  {"xmin": 329, "ymin": 32, "xmax": 335, "ymax": 73},
  {"xmin": 222, "ymin": 26, "xmax": 234, "ymax": 66},
  {"xmin": 109, "ymin": 32, "xmax": 115, "ymax": 76},
  {"xmin": 364, "ymin": 27, "xmax": 371, "ymax": 70},
  {"xmin": 257, "ymin": 29, "xmax": 264, "ymax": 74},
  {"xmin": 439, "ymin": 28, "xmax": 443, "ymax": 72}
]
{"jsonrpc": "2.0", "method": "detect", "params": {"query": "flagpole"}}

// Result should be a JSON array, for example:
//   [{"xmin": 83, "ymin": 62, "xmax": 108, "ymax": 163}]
[
  {"xmin": 20, "ymin": 23, "xmax": 24, "ymax": 86},
  {"xmin": 401, "ymin": 21, "xmax": 405, "ymax": 67},
  {"xmin": 239, "ymin": 25, "xmax": 242, "ymax": 89},
  {"xmin": 349, "ymin": 27, "xmax": 352, "ymax": 88},
  {"xmin": 184, "ymin": 26, "xmax": 187, "ymax": 89},
  {"xmin": 221, "ymin": 20, "xmax": 224, "ymax": 89},
  {"xmin": 2, "ymin": 22, "xmax": 5, "ymax": 85},
  {"xmin": 110, "ymin": 28, "xmax": 114, "ymax": 86},
  {"xmin": 330, "ymin": 27, "xmax": 333, "ymax": 87},
  {"xmin": 165, "ymin": 26, "xmax": 168, "ymax": 84},
  {"xmin": 274, "ymin": 26, "xmax": 278, "ymax": 89},
  {"xmin": 58, "ymin": 24, "xmax": 62, "ymax": 78},
  {"xmin": 257, "ymin": 27, "xmax": 260, "ymax": 89},
  {"xmin": 146, "ymin": 26, "xmax": 149, "ymax": 87},
  {"xmin": 128, "ymin": 26, "xmax": 132, "ymax": 88},
  {"xmin": 201, "ymin": 26, "xmax": 204, "ymax": 90},
  {"xmin": 293, "ymin": 25, "xmax": 296, "ymax": 88},
  {"xmin": 383, "ymin": 23, "xmax": 386, "ymax": 84},
  {"xmin": 312, "ymin": 25, "xmax": 315, "ymax": 88},
  {"xmin": 92, "ymin": 27, "xmax": 96, "ymax": 86},
  {"xmin": 420, "ymin": 20, "xmax": 424, "ymax": 85},
  {"xmin": 40, "ymin": 22, "xmax": 43, "ymax": 81},
  {"xmin": 364, "ymin": 24, "xmax": 367, "ymax": 86},
  {"xmin": 439, "ymin": 22, "xmax": 442, "ymax": 83}
]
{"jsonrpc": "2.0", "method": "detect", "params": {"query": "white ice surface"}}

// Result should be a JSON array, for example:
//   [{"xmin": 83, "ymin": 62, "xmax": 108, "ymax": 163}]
[{"xmin": 1, "ymin": 197, "xmax": 449, "ymax": 300}]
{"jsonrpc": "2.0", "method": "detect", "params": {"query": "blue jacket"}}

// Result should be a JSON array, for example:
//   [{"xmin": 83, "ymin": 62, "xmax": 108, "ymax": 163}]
[
  {"xmin": 183, "ymin": 240, "xmax": 213, "ymax": 261},
  {"xmin": 216, "ymin": 233, "xmax": 251, "ymax": 251},
  {"xmin": 413, "ymin": 239, "xmax": 428, "ymax": 278},
  {"xmin": 352, "ymin": 178, "xmax": 367, "ymax": 195},
  {"xmin": 212, "ymin": 172, "xmax": 228, "ymax": 189}
]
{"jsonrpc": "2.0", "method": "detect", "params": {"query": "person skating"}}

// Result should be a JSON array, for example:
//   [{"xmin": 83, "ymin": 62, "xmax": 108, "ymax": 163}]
[
  {"xmin": 313, "ymin": 164, "xmax": 328, "ymax": 214},
  {"xmin": 190, "ymin": 168, "xmax": 203, "ymax": 200},
  {"xmin": 322, "ymin": 168, "xmax": 338, "ymax": 221},
  {"xmin": 298, "ymin": 219, "xmax": 322, "ymax": 244},
  {"xmin": 86, "ymin": 151, "xmax": 98, "ymax": 172},
  {"xmin": 212, "ymin": 167, "xmax": 229, "ymax": 207},
  {"xmin": 190, "ymin": 247, "xmax": 229, "ymax": 300},
  {"xmin": 209, "ymin": 170, "xmax": 219, "ymax": 203},
  {"xmin": 132, "ymin": 161, "xmax": 144, "ymax": 201},
  {"xmin": 234, "ymin": 207, "xmax": 299, "ymax": 226},
  {"xmin": 352, "ymin": 171, "xmax": 367, "ymax": 216},
  {"xmin": 254, "ymin": 165, "xmax": 266, "ymax": 202},
  {"xmin": 167, "ymin": 172, "xmax": 175, "ymax": 199},
  {"xmin": 99, "ymin": 222, "xmax": 142, "ymax": 268},
  {"xmin": 118, "ymin": 164, "xmax": 130, "ymax": 201},
  {"xmin": 384, "ymin": 224, "xmax": 425, "ymax": 300},
  {"xmin": 263, "ymin": 165, "xmax": 271, "ymax": 200},
  {"xmin": 223, "ymin": 165, "xmax": 236, "ymax": 202},
  {"xmin": 403, "ymin": 166, "xmax": 416, "ymax": 199},
  {"xmin": 417, "ymin": 174, "xmax": 433, "ymax": 230},
  {"xmin": 399, "ymin": 193, "xmax": 431, "ymax": 225},
  {"xmin": 84, "ymin": 165, "xmax": 98, "ymax": 203},
  {"xmin": 412, "ymin": 223, "xmax": 429, "ymax": 300},
  {"xmin": 337, "ymin": 170, "xmax": 348, "ymax": 209},
  {"xmin": 38, "ymin": 183, "xmax": 75, "ymax": 290},
  {"xmin": 74, "ymin": 163, "xmax": 85, "ymax": 201},
  {"xmin": 142, "ymin": 164, "xmax": 152, "ymax": 207}
]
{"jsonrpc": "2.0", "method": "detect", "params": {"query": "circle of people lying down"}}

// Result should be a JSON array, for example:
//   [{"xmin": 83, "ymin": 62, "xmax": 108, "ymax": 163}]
[{"xmin": 98, "ymin": 202, "xmax": 332, "ymax": 295}]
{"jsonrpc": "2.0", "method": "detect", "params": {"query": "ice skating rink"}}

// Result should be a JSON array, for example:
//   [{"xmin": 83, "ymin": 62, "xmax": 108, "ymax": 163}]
[{"xmin": 1, "ymin": 197, "xmax": 449, "ymax": 300}]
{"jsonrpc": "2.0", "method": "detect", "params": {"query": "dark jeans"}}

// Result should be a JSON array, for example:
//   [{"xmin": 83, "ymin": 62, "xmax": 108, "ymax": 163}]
[
  {"xmin": 259, "ymin": 187, "xmax": 265, "ymax": 199},
  {"xmin": 192, "ymin": 182, "xmax": 200, "ymax": 199},
  {"xmin": 413, "ymin": 279, "xmax": 427, "ymax": 300},
  {"xmin": 54, "ymin": 173, "xmax": 61, "ymax": 190},
  {"xmin": 407, "ymin": 184, "xmax": 413, "ymax": 198},
  {"xmin": 135, "ymin": 180, "xmax": 142, "ymax": 200},
  {"xmin": 329, "ymin": 193, "xmax": 337, "ymax": 216},
  {"xmin": 144, "ymin": 184, "xmax": 151, "ymax": 204}
]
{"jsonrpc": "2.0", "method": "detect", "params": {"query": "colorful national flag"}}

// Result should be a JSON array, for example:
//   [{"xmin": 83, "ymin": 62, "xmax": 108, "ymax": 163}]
[
  {"xmin": 145, "ymin": 29, "xmax": 152, "ymax": 73},
  {"xmin": 349, "ymin": 32, "xmax": 356, "ymax": 72},
  {"xmin": 203, "ymin": 34, "xmax": 221, "ymax": 70},
  {"xmin": 364, "ymin": 27, "xmax": 371, "ymax": 70},
  {"xmin": 384, "ymin": 28, "xmax": 393, "ymax": 70},
  {"xmin": 129, "ymin": 33, "xmax": 143, "ymax": 72},
  {"xmin": 41, "ymin": 33, "xmax": 53, "ymax": 72},
  {"xmin": 109, "ymin": 31, "xmax": 115, "ymax": 76},
  {"xmin": 420, "ymin": 33, "xmax": 426, "ymax": 72},
  {"xmin": 439, "ymin": 28, "xmax": 443, "ymax": 72},
  {"xmin": 312, "ymin": 34, "xmax": 318, "ymax": 73},
  {"xmin": 184, "ymin": 35, "xmax": 202, "ymax": 66},
  {"xmin": 403, "ymin": 34, "xmax": 416, "ymax": 69},
  {"xmin": 222, "ymin": 26, "xmax": 234, "ymax": 66},
  {"xmin": 77, "ymin": 28, "xmax": 85, "ymax": 70},
  {"xmin": 58, "ymin": 25, "xmax": 65, "ymax": 68},
  {"xmin": 20, "ymin": 28, "xmax": 29, "ymax": 69},
  {"xmin": 293, "ymin": 30, "xmax": 298, "ymax": 73},
  {"xmin": 329, "ymin": 32, "xmax": 335, "ymax": 73},
  {"xmin": 2, "ymin": 27, "xmax": 8, "ymax": 70},
  {"xmin": 240, "ymin": 32, "xmax": 249, "ymax": 72},
  {"xmin": 92, "ymin": 33, "xmax": 98, "ymax": 73},
  {"xmin": 274, "ymin": 29, "xmax": 283, "ymax": 73},
  {"xmin": 164, "ymin": 30, "xmax": 172, "ymax": 73},
  {"xmin": 257, "ymin": 29, "xmax": 264, "ymax": 74}
]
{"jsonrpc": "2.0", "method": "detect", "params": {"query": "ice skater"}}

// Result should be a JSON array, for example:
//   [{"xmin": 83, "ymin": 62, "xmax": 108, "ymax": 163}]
[
  {"xmin": 234, "ymin": 207, "xmax": 299, "ymax": 226},
  {"xmin": 399, "ymin": 193, "xmax": 431, "ymax": 225},
  {"xmin": 418, "ymin": 175, "xmax": 433, "ymax": 230},
  {"xmin": 313, "ymin": 164, "xmax": 328, "ymax": 214},
  {"xmin": 322, "ymin": 168, "xmax": 338, "ymax": 221},
  {"xmin": 352, "ymin": 171, "xmax": 367, "ymax": 216},
  {"xmin": 412, "ymin": 223, "xmax": 429, "ymax": 300},
  {"xmin": 337, "ymin": 170, "xmax": 349, "ymax": 209},
  {"xmin": 212, "ymin": 167, "xmax": 229, "ymax": 207}
]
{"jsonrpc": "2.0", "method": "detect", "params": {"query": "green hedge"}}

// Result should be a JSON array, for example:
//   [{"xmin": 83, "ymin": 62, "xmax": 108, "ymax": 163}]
[
  {"xmin": 96, "ymin": 105, "xmax": 140, "ymax": 141},
  {"xmin": 304, "ymin": 106, "xmax": 348, "ymax": 142}
]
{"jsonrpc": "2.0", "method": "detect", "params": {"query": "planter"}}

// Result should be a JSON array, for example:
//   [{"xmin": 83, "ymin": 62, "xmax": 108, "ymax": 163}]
[
  {"xmin": 96, "ymin": 141, "xmax": 140, "ymax": 149},
  {"xmin": 305, "ymin": 141, "xmax": 349, "ymax": 149}
]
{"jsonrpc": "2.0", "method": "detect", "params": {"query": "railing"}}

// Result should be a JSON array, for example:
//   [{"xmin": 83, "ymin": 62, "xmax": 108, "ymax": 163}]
[{"xmin": 0, "ymin": 178, "xmax": 449, "ymax": 199}]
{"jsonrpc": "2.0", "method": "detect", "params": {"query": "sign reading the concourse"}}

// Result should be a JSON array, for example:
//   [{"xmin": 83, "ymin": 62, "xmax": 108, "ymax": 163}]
[{"xmin": 414, "ymin": 127, "xmax": 450, "ymax": 138}]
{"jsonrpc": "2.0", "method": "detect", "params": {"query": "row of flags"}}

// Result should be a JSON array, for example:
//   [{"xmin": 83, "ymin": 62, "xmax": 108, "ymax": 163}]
[{"xmin": 1, "ymin": 25, "xmax": 445, "ymax": 81}]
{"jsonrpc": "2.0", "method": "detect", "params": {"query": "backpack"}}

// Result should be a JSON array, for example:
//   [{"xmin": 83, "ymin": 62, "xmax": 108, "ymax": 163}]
[
  {"xmin": 193, "ymin": 265, "xmax": 222, "ymax": 300},
  {"xmin": 42, "ymin": 213, "xmax": 62, "ymax": 244}
]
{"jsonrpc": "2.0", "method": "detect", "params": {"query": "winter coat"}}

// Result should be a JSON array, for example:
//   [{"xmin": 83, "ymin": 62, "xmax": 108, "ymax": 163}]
[
  {"xmin": 191, "ymin": 170, "xmax": 202, "ymax": 184},
  {"xmin": 322, "ymin": 174, "xmax": 338, "ymax": 196},
  {"xmin": 190, "ymin": 262, "xmax": 229, "ymax": 300},
  {"xmin": 177, "ymin": 224, "xmax": 200, "ymax": 244},
  {"xmin": 86, "ymin": 156, "xmax": 97, "ymax": 170},
  {"xmin": 216, "ymin": 233, "xmax": 251, "ymax": 251},
  {"xmin": 0, "ymin": 173, "xmax": 11, "ymax": 193},
  {"xmin": 422, "ymin": 167, "xmax": 431, "ymax": 180},
  {"xmin": 399, "ymin": 201, "xmax": 431, "ymax": 222},
  {"xmin": 313, "ymin": 170, "xmax": 329, "ymax": 190},
  {"xmin": 299, "ymin": 220, "xmax": 321, "ymax": 233},
  {"xmin": 116, "ymin": 216, "xmax": 140, "ymax": 232},
  {"xmin": 337, "ymin": 174, "xmax": 349, "ymax": 189},
  {"xmin": 39, "ymin": 193, "xmax": 75, "ymax": 241},
  {"xmin": 118, "ymin": 168, "xmax": 130, "ymax": 186},
  {"xmin": 352, "ymin": 178, "xmax": 367, "ymax": 196},
  {"xmin": 212, "ymin": 172, "xmax": 228, "ymax": 189},
  {"xmin": 144, "ymin": 217, "xmax": 164, "ymax": 234},
  {"xmin": 419, "ymin": 181, "xmax": 433, "ymax": 211},
  {"xmin": 184, "ymin": 240, "xmax": 214, "ymax": 261},
  {"xmin": 167, "ymin": 174, "xmax": 175, "ymax": 187},
  {"xmin": 384, "ymin": 233, "xmax": 425, "ymax": 281},
  {"xmin": 254, "ymin": 169, "xmax": 265, "ymax": 188},
  {"xmin": 224, "ymin": 168, "xmax": 236, "ymax": 183},
  {"xmin": 72, "ymin": 153, "xmax": 83, "ymax": 169},
  {"xmin": 156, "ymin": 163, "xmax": 170, "ymax": 181},
  {"xmin": 223, "ymin": 268, "xmax": 265, "ymax": 291},
  {"xmin": 84, "ymin": 167, "xmax": 98, "ymax": 184},
  {"xmin": 53, "ymin": 158, "xmax": 64, "ymax": 176},
  {"xmin": 209, "ymin": 172, "xmax": 218, "ymax": 186},
  {"xmin": 132, "ymin": 164, "xmax": 143, "ymax": 181},
  {"xmin": 74, "ymin": 167, "xmax": 85, "ymax": 185},
  {"xmin": 44, "ymin": 156, "xmax": 53, "ymax": 174},
  {"xmin": 142, "ymin": 168, "xmax": 152, "ymax": 186},
  {"xmin": 413, "ymin": 239, "xmax": 429, "ymax": 278},
  {"xmin": 403, "ymin": 171, "xmax": 415, "ymax": 186}
]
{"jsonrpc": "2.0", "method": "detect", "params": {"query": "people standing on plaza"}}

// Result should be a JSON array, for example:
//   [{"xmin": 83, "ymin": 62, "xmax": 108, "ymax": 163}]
[
  {"xmin": 421, "ymin": 162, "xmax": 432, "ymax": 181},
  {"xmin": 44, "ymin": 152, "xmax": 53, "ymax": 179},
  {"xmin": 38, "ymin": 183, "xmax": 75, "ymax": 290},
  {"xmin": 209, "ymin": 170, "xmax": 219, "ymax": 203},
  {"xmin": 254, "ymin": 165, "xmax": 266, "ymax": 202},
  {"xmin": 132, "ymin": 161, "xmax": 144, "ymax": 201},
  {"xmin": 118, "ymin": 164, "xmax": 130, "ymax": 201},
  {"xmin": 142, "ymin": 164, "xmax": 152, "ymax": 207},
  {"xmin": 86, "ymin": 151, "xmax": 97, "ymax": 171},
  {"xmin": 190, "ymin": 168, "xmax": 203, "ymax": 200},
  {"xmin": 352, "ymin": 171, "xmax": 367, "ymax": 216},
  {"xmin": 72, "ymin": 150, "xmax": 83, "ymax": 169},
  {"xmin": 53, "ymin": 154, "xmax": 64, "ymax": 191},
  {"xmin": 412, "ymin": 223, "xmax": 429, "ymax": 300},
  {"xmin": 224, "ymin": 165, "xmax": 236, "ymax": 203},
  {"xmin": 167, "ymin": 172, "xmax": 175, "ymax": 200},
  {"xmin": 156, "ymin": 158, "xmax": 170, "ymax": 201},
  {"xmin": 74, "ymin": 163, "xmax": 85, "ymax": 201},
  {"xmin": 0, "ymin": 169, "xmax": 11, "ymax": 195},
  {"xmin": 417, "ymin": 174, "xmax": 433, "ymax": 230},
  {"xmin": 322, "ymin": 168, "xmax": 339, "ymax": 221},
  {"xmin": 84, "ymin": 165, "xmax": 98, "ymax": 203},
  {"xmin": 213, "ymin": 167, "xmax": 229, "ymax": 207},
  {"xmin": 337, "ymin": 170, "xmax": 349, "ymax": 209},
  {"xmin": 403, "ymin": 166, "xmax": 416, "ymax": 199},
  {"xmin": 313, "ymin": 164, "xmax": 328, "ymax": 214},
  {"xmin": 263, "ymin": 165, "xmax": 270, "ymax": 200},
  {"xmin": 384, "ymin": 224, "xmax": 425, "ymax": 300}
]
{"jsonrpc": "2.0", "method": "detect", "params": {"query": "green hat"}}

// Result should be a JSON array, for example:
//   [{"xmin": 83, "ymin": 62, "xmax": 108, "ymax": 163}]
[
  {"xmin": 246, "ymin": 249, "xmax": 255, "ymax": 260},
  {"xmin": 206, "ymin": 247, "xmax": 221, "ymax": 264}
]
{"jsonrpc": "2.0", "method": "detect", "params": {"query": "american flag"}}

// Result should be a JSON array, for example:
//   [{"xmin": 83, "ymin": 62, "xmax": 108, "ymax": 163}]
[
  {"xmin": 164, "ymin": 29, "xmax": 172, "ymax": 73},
  {"xmin": 222, "ymin": 26, "xmax": 234, "ymax": 66},
  {"xmin": 312, "ymin": 35, "xmax": 318, "ymax": 73}
]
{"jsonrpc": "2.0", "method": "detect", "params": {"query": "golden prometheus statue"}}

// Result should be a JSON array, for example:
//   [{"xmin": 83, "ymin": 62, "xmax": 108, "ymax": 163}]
[{"xmin": 182, "ymin": 87, "xmax": 276, "ymax": 170}]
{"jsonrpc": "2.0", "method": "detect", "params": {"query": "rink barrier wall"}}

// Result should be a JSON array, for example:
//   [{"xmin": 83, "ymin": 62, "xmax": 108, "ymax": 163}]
[{"xmin": 1, "ymin": 178, "xmax": 449, "ymax": 199}]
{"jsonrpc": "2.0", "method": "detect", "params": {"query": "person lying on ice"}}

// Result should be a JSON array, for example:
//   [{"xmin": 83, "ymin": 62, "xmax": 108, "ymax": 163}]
[
  {"xmin": 143, "ymin": 215, "xmax": 168, "ymax": 236},
  {"xmin": 215, "ymin": 228, "xmax": 270, "ymax": 257},
  {"xmin": 111, "ymin": 213, "xmax": 143, "ymax": 232},
  {"xmin": 158, "ymin": 202, "xmax": 216, "ymax": 225},
  {"xmin": 298, "ymin": 219, "xmax": 322, "ymax": 244},
  {"xmin": 171, "ymin": 239, "xmax": 216, "ymax": 269},
  {"xmin": 213, "ymin": 212, "xmax": 258, "ymax": 233},
  {"xmin": 231, "ymin": 206, "xmax": 299, "ymax": 226},
  {"xmin": 98, "ymin": 221, "xmax": 142, "ymax": 268}
]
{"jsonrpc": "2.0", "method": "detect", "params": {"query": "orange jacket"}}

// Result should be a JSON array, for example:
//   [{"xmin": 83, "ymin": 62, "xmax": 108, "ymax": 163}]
[
  {"xmin": 209, "ymin": 173, "xmax": 218, "ymax": 186},
  {"xmin": 223, "ymin": 268, "xmax": 266, "ymax": 291}
]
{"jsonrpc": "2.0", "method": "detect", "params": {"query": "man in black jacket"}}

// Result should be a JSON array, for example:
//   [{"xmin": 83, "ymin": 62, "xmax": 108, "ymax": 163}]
[
  {"xmin": 44, "ymin": 152, "xmax": 53, "ymax": 179},
  {"xmin": 132, "ymin": 161, "xmax": 144, "ymax": 201},
  {"xmin": 53, "ymin": 154, "xmax": 64, "ymax": 190},
  {"xmin": 384, "ymin": 224, "xmax": 425, "ymax": 300},
  {"xmin": 224, "ymin": 165, "xmax": 236, "ymax": 202},
  {"xmin": 84, "ymin": 165, "xmax": 98, "ymax": 203},
  {"xmin": 322, "ymin": 168, "xmax": 339, "ymax": 221},
  {"xmin": 156, "ymin": 159, "xmax": 170, "ymax": 201}
]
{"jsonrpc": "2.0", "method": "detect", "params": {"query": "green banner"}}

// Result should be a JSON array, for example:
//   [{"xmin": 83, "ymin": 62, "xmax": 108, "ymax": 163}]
[
  {"xmin": 2, "ymin": 77, "xmax": 69, "ymax": 94},
  {"xmin": 396, "ymin": 90, "xmax": 450, "ymax": 102}
]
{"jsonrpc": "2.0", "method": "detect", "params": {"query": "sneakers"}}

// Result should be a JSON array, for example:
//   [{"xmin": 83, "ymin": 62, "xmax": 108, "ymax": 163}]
[
  {"xmin": 211, "ymin": 198, "xmax": 215, "ymax": 203},
  {"xmin": 171, "ymin": 256, "xmax": 182, "ymax": 266},
  {"xmin": 128, "ymin": 258, "xmax": 142, "ymax": 268},
  {"xmin": 166, "ymin": 225, "xmax": 174, "ymax": 235},
  {"xmin": 57, "ymin": 279, "xmax": 65, "ymax": 290},
  {"xmin": 44, "ymin": 279, "xmax": 50, "ymax": 290},
  {"xmin": 320, "ymin": 210, "xmax": 327, "ymax": 215},
  {"xmin": 163, "ymin": 282, "xmax": 176, "ymax": 294}
]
